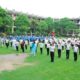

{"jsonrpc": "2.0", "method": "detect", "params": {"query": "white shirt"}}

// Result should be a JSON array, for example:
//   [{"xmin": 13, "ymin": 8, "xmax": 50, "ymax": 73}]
[
  {"xmin": 74, "ymin": 46, "xmax": 78, "ymax": 53},
  {"xmin": 58, "ymin": 44, "xmax": 62, "ymax": 50},
  {"xmin": 30, "ymin": 42, "xmax": 33, "ymax": 47},
  {"xmin": 45, "ymin": 39, "xmax": 48, "ymax": 44},
  {"xmin": 39, "ymin": 43, "xmax": 44, "ymax": 48},
  {"xmin": 50, "ymin": 45, "xmax": 55, "ymax": 52},
  {"xmin": 25, "ymin": 40, "xmax": 28, "ymax": 45},
  {"xmin": 15, "ymin": 41, "xmax": 19, "ymax": 46},
  {"xmin": 47, "ymin": 43, "xmax": 50, "ymax": 48},
  {"xmin": 66, "ymin": 43, "xmax": 71, "ymax": 50},
  {"xmin": 62, "ymin": 41, "xmax": 65, "ymax": 47}
]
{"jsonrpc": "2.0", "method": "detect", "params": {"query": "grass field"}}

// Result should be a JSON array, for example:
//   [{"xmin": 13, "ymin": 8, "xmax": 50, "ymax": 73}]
[{"xmin": 0, "ymin": 45, "xmax": 80, "ymax": 80}]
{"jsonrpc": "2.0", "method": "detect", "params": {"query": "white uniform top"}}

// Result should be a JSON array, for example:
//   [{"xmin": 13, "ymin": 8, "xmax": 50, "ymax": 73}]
[
  {"xmin": 15, "ymin": 41, "xmax": 19, "ymax": 46},
  {"xmin": 12, "ymin": 39, "xmax": 16, "ymax": 49},
  {"xmin": 39, "ymin": 43, "xmax": 44, "ymax": 48},
  {"xmin": 6, "ymin": 39, "xmax": 9, "ymax": 43},
  {"xmin": 50, "ymin": 45, "xmax": 55, "ymax": 52},
  {"xmin": 47, "ymin": 43, "xmax": 50, "ymax": 48},
  {"xmin": 74, "ymin": 46, "xmax": 78, "ymax": 53},
  {"xmin": 66, "ymin": 43, "xmax": 71, "ymax": 50},
  {"xmin": 35, "ymin": 40, "xmax": 39, "ymax": 45},
  {"xmin": 45, "ymin": 39, "xmax": 48, "ymax": 44},
  {"xmin": 25, "ymin": 40, "xmax": 28, "ymax": 45},
  {"xmin": 58, "ymin": 44, "xmax": 62, "ymax": 50},
  {"xmin": 62, "ymin": 41, "xmax": 65, "ymax": 47},
  {"xmin": 30, "ymin": 42, "xmax": 33, "ymax": 47}
]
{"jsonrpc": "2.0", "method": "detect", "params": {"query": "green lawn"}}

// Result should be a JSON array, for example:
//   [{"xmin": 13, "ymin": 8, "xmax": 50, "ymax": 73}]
[{"xmin": 0, "ymin": 46, "xmax": 80, "ymax": 80}]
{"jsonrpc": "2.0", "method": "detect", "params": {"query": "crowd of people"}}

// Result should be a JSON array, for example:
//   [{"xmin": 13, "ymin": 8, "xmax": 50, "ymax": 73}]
[{"xmin": 0, "ymin": 36, "xmax": 80, "ymax": 62}]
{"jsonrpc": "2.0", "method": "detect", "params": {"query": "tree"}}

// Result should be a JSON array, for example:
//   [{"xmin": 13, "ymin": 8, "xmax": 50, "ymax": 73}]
[
  {"xmin": 14, "ymin": 14, "xmax": 30, "ymax": 34},
  {"xmin": 59, "ymin": 18, "xmax": 76, "ymax": 35},
  {"xmin": 45, "ymin": 17, "xmax": 54, "ymax": 32},
  {"xmin": 0, "ymin": 7, "xmax": 13, "ymax": 34},
  {"xmin": 30, "ymin": 19, "xmax": 38, "ymax": 33},
  {"xmin": 38, "ymin": 20, "xmax": 48, "ymax": 35},
  {"xmin": 53, "ymin": 18, "xmax": 76, "ymax": 36}
]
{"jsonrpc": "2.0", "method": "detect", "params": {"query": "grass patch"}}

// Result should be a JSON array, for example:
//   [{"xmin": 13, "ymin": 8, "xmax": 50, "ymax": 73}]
[{"xmin": 0, "ymin": 46, "xmax": 80, "ymax": 80}]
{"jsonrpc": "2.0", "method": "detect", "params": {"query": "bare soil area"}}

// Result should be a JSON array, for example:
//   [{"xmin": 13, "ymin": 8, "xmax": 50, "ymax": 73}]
[{"xmin": 0, "ymin": 54, "xmax": 32, "ymax": 72}]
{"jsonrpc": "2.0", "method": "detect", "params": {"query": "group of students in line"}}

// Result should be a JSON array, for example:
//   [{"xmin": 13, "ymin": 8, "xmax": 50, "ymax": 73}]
[
  {"xmin": 0, "ymin": 37, "xmax": 80, "ymax": 62},
  {"xmin": 40, "ymin": 38, "xmax": 80, "ymax": 62}
]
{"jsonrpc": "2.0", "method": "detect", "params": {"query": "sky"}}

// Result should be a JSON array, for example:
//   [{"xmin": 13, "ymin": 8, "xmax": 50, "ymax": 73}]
[{"xmin": 0, "ymin": 0, "xmax": 80, "ymax": 18}]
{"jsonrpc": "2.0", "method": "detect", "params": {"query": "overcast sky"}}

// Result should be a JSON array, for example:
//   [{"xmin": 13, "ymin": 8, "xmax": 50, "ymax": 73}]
[{"xmin": 0, "ymin": 0, "xmax": 80, "ymax": 18}]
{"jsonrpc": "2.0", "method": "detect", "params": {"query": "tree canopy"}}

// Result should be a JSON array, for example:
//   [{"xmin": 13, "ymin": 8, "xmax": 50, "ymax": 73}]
[{"xmin": 0, "ymin": 7, "xmax": 13, "ymax": 33}]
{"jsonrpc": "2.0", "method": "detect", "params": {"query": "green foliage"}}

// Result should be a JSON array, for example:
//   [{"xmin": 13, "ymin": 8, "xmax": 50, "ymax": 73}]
[
  {"xmin": 53, "ymin": 18, "xmax": 76, "ymax": 36},
  {"xmin": 30, "ymin": 19, "xmax": 38, "ymax": 33},
  {"xmin": 0, "ymin": 7, "xmax": 13, "ymax": 33},
  {"xmin": 45, "ymin": 17, "xmax": 54, "ymax": 31},
  {"xmin": 0, "ymin": 7, "xmax": 78, "ymax": 36},
  {"xmin": 15, "ymin": 14, "xmax": 30, "ymax": 27},
  {"xmin": 38, "ymin": 20, "xmax": 48, "ymax": 30},
  {"xmin": 0, "ymin": 46, "xmax": 80, "ymax": 80},
  {"xmin": 14, "ymin": 14, "xmax": 30, "ymax": 34},
  {"xmin": 59, "ymin": 18, "xmax": 76, "ymax": 29}
]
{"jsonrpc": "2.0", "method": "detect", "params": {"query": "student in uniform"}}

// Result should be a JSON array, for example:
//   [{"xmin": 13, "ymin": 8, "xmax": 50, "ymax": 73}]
[
  {"xmin": 66, "ymin": 41, "xmax": 71, "ymax": 59},
  {"xmin": 5, "ymin": 39, "xmax": 9, "ymax": 48},
  {"xmin": 62, "ymin": 40, "xmax": 65, "ymax": 50},
  {"xmin": 50, "ymin": 43, "xmax": 55, "ymax": 62},
  {"xmin": 30, "ymin": 41, "xmax": 33, "ymax": 51},
  {"xmin": 15, "ymin": 40, "xmax": 19, "ymax": 51},
  {"xmin": 77, "ymin": 42, "xmax": 80, "ymax": 55},
  {"xmin": 21, "ymin": 40, "xmax": 25, "ymax": 53},
  {"xmin": 39, "ymin": 41, "xmax": 44, "ymax": 54},
  {"xmin": 57, "ymin": 42, "xmax": 62, "ymax": 58},
  {"xmin": 46, "ymin": 41, "xmax": 50, "ymax": 55},
  {"xmin": 73, "ymin": 44, "xmax": 79, "ymax": 61},
  {"xmin": 31, "ymin": 41, "xmax": 37, "ymax": 56},
  {"xmin": 25, "ymin": 40, "xmax": 28, "ymax": 50}
]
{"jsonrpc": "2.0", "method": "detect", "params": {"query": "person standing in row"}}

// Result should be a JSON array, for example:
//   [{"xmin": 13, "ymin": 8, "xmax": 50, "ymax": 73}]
[
  {"xmin": 46, "ymin": 42, "xmax": 50, "ymax": 55},
  {"xmin": 79, "ymin": 43, "xmax": 80, "ymax": 55},
  {"xmin": 25, "ymin": 40, "xmax": 28, "ymax": 50},
  {"xmin": 21, "ymin": 40, "xmax": 25, "ymax": 53},
  {"xmin": 31, "ymin": 41, "xmax": 37, "ymax": 56},
  {"xmin": 77, "ymin": 42, "xmax": 80, "ymax": 55},
  {"xmin": 30, "ymin": 41, "xmax": 33, "ymax": 51},
  {"xmin": 15, "ymin": 40, "xmax": 19, "ymax": 52},
  {"xmin": 62, "ymin": 40, "xmax": 65, "ymax": 50},
  {"xmin": 73, "ymin": 44, "xmax": 79, "ymax": 61},
  {"xmin": 66, "ymin": 41, "xmax": 71, "ymax": 59},
  {"xmin": 5, "ymin": 39, "xmax": 9, "ymax": 48},
  {"xmin": 50, "ymin": 43, "xmax": 55, "ymax": 62},
  {"xmin": 39, "ymin": 41, "xmax": 44, "ymax": 54},
  {"xmin": 57, "ymin": 42, "xmax": 62, "ymax": 58}
]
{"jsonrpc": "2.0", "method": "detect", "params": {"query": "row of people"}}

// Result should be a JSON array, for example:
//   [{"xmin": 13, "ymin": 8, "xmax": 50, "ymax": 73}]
[{"xmin": 0, "ymin": 37, "xmax": 80, "ymax": 62}]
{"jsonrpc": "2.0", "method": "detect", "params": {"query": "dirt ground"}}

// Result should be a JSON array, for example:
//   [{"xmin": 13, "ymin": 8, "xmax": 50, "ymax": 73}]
[{"xmin": 0, "ymin": 53, "xmax": 32, "ymax": 72}]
